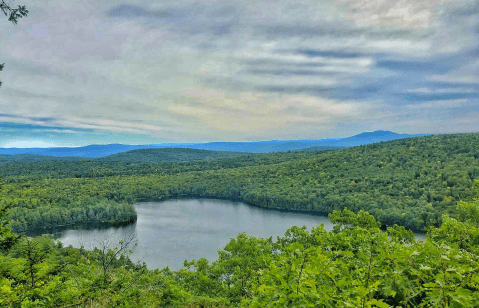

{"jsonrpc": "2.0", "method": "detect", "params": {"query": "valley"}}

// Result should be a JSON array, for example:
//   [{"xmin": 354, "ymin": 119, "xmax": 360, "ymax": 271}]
[
  {"xmin": 1, "ymin": 132, "xmax": 479, "ymax": 307},
  {"xmin": 2, "ymin": 133, "xmax": 478, "ymax": 234}
]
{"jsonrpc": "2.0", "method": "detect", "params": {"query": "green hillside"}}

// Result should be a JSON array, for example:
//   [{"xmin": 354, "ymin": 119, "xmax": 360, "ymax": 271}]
[
  {"xmin": 299, "ymin": 145, "xmax": 346, "ymax": 152},
  {"xmin": 0, "ymin": 148, "xmax": 248, "ymax": 165},
  {"xmin": 0, "ymin": 151, "xmax": 312, "ymax": 179},
  {"xmin": 0, "ymin": 154, "xmax": 86, "ymax": 164},
  {"xmin": 1, "ymin": 133, "xmax": 478, "ymax": 233},
  {"xmin": 95, "ymin": 148, "xmax": 247, "ymax": 162},
  {"xmin": 2, "ymin": 133, "xmax": 479, "ymax": 307}
]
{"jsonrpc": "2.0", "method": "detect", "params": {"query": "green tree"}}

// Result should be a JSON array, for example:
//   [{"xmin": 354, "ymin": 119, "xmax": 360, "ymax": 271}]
[
  {"xmin": 0, "ymin": 178, "xmax": 21, "ymax": 253},
  {"xmin": 0, "ymin": 203, "xmax": 21, "ymax": 253}
]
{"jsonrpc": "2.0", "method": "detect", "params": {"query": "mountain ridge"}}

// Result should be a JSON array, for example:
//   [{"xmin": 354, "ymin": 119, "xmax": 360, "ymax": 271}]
[{"xmin": 0, "ymin": 130, "xmax": 428, "ymax": 158}]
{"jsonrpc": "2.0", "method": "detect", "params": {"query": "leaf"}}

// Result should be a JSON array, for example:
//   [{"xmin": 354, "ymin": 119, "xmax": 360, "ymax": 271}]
[
  {"xmin": 368, "ymin": 298, "xmax": 391, "ymax": 308},
  {"xmin": 287, "ymin": 242, "xmax": 304, "ymax": 252},
  {"xmin": 423, "ymin": 282, "xmax": 437, "ymax": 288}
]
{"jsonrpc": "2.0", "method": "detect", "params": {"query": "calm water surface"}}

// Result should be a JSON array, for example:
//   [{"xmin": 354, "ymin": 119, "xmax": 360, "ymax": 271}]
[{"xmin": 55, "ymin": 199, "xmax": 333, "ymax": 270}]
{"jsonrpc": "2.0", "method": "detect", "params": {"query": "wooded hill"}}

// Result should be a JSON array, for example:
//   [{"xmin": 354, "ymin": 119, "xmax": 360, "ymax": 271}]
[
  {"xmin": 1, "ymin": 132, "xmax": 478, "ymax": 233},
  {"xmin": 1, "ymin": 133, "xmax": 479, "ymax": 307},
  {"xmin": 0, "ymin": 130, "xmax": 424, "ymax": 156},
  {"xmin": 96, "ymin": 148, "xmax": 245, "ymax": 162},
  {"xmin": 0, "ymin": 154, "xmax": 88, "ymax": 164},
  {"xmin": 0, "ymin": 148, "xmax": 246, "ymax": 164}
]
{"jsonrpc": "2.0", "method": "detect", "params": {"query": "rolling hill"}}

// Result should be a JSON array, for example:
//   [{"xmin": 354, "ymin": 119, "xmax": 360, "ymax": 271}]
[
  {"xmin": 96, "ymin": 148, "xmax": 246, "ymax": 162},
  {"xmin": 2, "ymin": 132, "xmax": 478, "ymax": 234},
  {"xmin": 0, "ymin": 154, "xmax": 87, "ymax": 164},
  {"xmin": 0, "ymin": 130, "xmax": 427, "ymax": 157}
]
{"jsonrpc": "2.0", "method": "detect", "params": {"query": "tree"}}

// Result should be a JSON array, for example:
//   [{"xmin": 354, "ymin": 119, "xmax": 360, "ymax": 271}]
[
  {"xmin": 0, "ymin": 178, "xmax": 21, "ymax": 253},
  {"xmin": 1, "ymin": 0, "xmax": 28, "ymax": 88},
  {"xmin": 0, "ymin": 0, "xmax": 27, "ymax": 24},
  {"xmin": 0, "ymin": 203, "xmax": 21, "ymax": 253}
]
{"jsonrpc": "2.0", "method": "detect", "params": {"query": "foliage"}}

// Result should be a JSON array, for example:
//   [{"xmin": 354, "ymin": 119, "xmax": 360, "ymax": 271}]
[
  {"xmin": 96, "ymin": 148, "xmax": 246, "ymax": 162},
  {"xmin": 2, "ymin": 182, "xmax": 479, "ymax": 306},
  {"xmin": 1, "ymin": 0, "xmax": 28, "ymax": 24},
  {"xmin": 0, "ymin": 179, "xmax": 21, "ymax": 252},
  {"xmin": 1, "ymin": 133, "xmax": 479, "ymax": 306},
  {"xmin": 1, "ymin": 133, "xmax": 479, "ymax": 232}
]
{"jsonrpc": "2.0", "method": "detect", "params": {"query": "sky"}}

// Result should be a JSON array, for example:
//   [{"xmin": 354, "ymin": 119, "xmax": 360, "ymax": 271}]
[{"xmin": 0, "ymin": 0, "xmax": 478, "ymax": 147}]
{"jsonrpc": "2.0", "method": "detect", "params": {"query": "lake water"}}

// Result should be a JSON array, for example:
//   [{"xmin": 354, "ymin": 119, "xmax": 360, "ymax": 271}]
[{"xmin": 54, "ymin": 199, "xmax": 333, "ymax": 270}]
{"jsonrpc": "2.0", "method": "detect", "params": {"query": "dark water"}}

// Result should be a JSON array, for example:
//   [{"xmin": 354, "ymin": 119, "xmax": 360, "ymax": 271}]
[{"xmin": 54, "ymin": 199, "xmax": 333, "ymax": 270}]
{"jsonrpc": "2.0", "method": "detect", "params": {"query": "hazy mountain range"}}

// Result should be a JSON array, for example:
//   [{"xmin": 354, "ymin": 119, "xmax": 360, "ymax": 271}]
[{"xmin": 0, "ymin": 131, "xmax": 427, "ymax": 159}]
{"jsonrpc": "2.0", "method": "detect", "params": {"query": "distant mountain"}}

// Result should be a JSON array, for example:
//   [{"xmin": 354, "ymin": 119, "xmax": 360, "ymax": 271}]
[
  {"xmin": 96, "ymin": 148, "xmax": 246, "ymax": 162},
  {"xmin": 179, "ymin": 140, "xmax": 341, "ymax": 153},
  {"xmin": 177, "ymin": 131, "xmax": 427, "ymax": 152},
  {"xmin": 330, "ymin": 130, "xmax": 428, "ymax": 147},
  {"xmin": 0, "ymin": 131, "xmax": 428, "ymax": 158},
  {"xmin": 0, "ymin": 144, "xmax": 149, "ymax": 157}
]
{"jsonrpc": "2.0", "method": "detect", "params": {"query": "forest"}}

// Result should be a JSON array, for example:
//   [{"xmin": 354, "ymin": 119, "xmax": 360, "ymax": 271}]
[
  {"xmin": 1, "ymin": 133, "xmax": 479, "ymax": 306},
  {"xmin": 0, "ymin": 148, "xmax": 246, "ymax": 164},
  {"xmin": 1, "ymin": 133, "xmax": 478, "ymax": 233},
  {"xmin": 1, "ymin": 183, "xmax": 479, "ymax": 307}
]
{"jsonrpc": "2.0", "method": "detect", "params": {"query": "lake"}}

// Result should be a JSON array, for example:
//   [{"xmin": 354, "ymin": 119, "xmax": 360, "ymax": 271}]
[{"xmin": 54, "ymin": 199, "xmax": 334, "ymax": 270}]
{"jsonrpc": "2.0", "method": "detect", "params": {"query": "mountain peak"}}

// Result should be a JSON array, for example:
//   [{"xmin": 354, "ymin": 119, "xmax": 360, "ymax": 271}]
[{"xmin": 353, "ymin": 130, "xmax": 398, "ymax": 137}]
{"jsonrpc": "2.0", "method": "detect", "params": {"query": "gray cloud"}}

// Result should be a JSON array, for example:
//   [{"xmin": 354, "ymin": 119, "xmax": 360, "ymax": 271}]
[
  {"xmin": 107, "ymin": 4, "xmax": 176, "ymax": 19},
  {"xmin": 246, "ymin": 69, "xmax": 340, "ymax": 76},
  {"xmin": 0, "ymin": 0, "xmax": 478, "ymax": 144},
  {"xmin": 296, "ymin": 49, "xmax": 367, "ymax": 59}
]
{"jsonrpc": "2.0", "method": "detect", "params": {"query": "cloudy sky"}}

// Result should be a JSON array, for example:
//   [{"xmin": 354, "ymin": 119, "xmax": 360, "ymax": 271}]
[{"xmin": 0, "ymin": 0, "xmax": 478, "ymax": 147}]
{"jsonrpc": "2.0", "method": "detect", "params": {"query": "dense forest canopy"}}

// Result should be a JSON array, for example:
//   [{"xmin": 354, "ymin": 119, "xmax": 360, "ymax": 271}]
[
  {"xmin": 1, "ymin": 133, "xmax": 479, "ymax": 306},
  {"xmin": 0, "ymin": 148, "xmax": 247, "ymax": 165},
  {"xmin": 1, "ymin": 133, "xmax": 478, "ymax": 233}
]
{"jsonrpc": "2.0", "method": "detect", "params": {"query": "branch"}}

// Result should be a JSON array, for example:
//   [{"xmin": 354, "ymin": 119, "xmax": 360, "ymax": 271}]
[
  {"xmin": 1, "ymin": 1, "xmax": 28, "ymax": 25},
  {"xmin": 296, "ymin": 253, "xmax": 308, "ymax": 295},
  {"xmin": 119, "ymin": 268, "xmax": 146, "ymax": 294},
  {"xmin": 60, "ymin": 255, "xmax": 81, "ymax": 287}
]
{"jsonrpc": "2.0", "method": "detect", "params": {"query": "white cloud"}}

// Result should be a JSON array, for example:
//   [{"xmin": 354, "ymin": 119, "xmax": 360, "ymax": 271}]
[
  {"xmin": 335, "ymin": 0, "xmax": 452, "ymax": 29},
  {"xmin": 2, "ymin": 140, "xmax": 58, "ymax": 148},
  {"xmin": 170, "ymin": 87, "xmax": 374, "ymax": 133},
  {"xmin": 406, "ymin": 87, "xmax": 476, "ymax": 94},
  {"xmin": 404, "ymin": 99, "xmax": 468, "ymax": 109},
  {"xmin": 0, "ymin": 0, "xmax": 478, "ymax": 142}
]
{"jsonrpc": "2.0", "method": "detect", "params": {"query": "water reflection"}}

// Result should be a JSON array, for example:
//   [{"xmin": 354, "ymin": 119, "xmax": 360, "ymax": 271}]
[
  {"xmin": 54, "ymin": 199, "xmax": 333, "ymax": 270},
  {"xmin": 53, "ymin": 199, "xmax": 426, "ymax": 270}
]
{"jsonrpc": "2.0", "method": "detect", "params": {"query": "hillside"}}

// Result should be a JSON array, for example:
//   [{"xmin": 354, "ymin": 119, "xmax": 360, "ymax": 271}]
[
  {"xmin": 0, "ymin": 154, "xmax": 86, "ymax": 164},
  {"xmin": 0, "ymin": 151, "xmax": 312, "ymax": 179},
  {"xmin": 163, "ymin": 131, "xmax": 425, "ymax": 152},
  {"xmin": 95, "ymin": 148, "xmax": 246, "ymax": 162},
  {"xmin": 2, "ymin": 197, "xmax": 479, "ymax": 307},
  {"xmin": 329, "ymin": 130, "xmax": 428, "ymax": 147},
  {"xmin": 1, "ymin": 133, "xmax": 478, "ymax": 234},
  {"xmin": 299, "ymin": 145, "xmax": 346, "ymax": 152},
  {"xmin": 2, "ymin": 132, "xmax": 479, "ymax": 307},
  {"xmin": 0, "ymin": 130, "xmax": 425, "ymax": 157},
  {"xmin": 0, "ymin": 144, "xmax": 146, "ymax": 157},
  {"xmin": 180, "ymin": 140, "xmax": 341, "ymax": 153}
]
